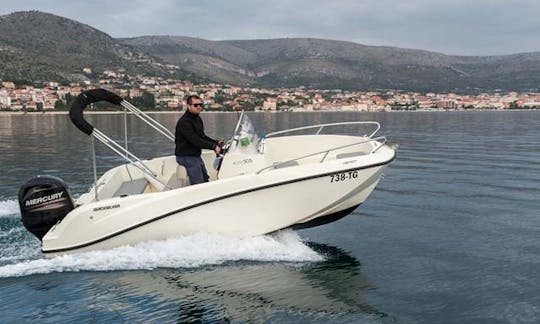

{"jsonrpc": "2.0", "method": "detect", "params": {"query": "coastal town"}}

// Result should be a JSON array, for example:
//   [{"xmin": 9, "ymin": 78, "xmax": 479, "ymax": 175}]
[{"xmin": 1, "ymin": 68, "xmax": 539, "ymax": 112}]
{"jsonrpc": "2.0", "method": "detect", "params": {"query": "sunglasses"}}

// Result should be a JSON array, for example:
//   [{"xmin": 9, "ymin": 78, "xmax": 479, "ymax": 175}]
[{"xmin": 192, "ymin": 103, "xmax": 203, "ymax": 107}]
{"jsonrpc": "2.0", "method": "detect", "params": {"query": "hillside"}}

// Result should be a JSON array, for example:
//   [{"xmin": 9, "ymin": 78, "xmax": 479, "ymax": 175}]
[
  {"xmin": 2, "ymin": 11, "xmax": 540, "ymax": 92},
  {"xmin": 123, "ymin": 36, "xmax": 540, "ymax": 92},
  {"xmin": 0, "ymin": 11, "xmax": 181, "ymax": 84}
]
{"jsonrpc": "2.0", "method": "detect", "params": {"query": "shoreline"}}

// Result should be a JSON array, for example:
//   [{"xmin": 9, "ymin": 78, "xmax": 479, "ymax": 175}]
[{"xmin": 0, "ymin": 109, "xmax": 538, "ymax": 116}]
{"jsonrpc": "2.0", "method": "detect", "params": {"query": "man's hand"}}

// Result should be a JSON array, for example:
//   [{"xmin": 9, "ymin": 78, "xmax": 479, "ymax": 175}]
[{"xmin": 214, "ymin": 145, "xmax": 222, "ymax": 155}]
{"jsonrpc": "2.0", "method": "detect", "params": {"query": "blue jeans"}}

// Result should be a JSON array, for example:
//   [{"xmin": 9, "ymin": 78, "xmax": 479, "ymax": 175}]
[{"xmin": 176, "ymin": 155, "xmax": 209, "ymax": 185}]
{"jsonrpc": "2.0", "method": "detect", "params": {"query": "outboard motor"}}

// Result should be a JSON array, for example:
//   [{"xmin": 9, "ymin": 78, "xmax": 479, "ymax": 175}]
[{"xmin": 18, "ymin": 175, "xmax": 75, "ymax": 240}]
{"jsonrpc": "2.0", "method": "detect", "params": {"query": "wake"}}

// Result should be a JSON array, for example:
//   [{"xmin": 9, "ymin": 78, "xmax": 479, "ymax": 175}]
[
  {"xmin": 0, "ymin": 199, "xmax": 19, "ymax": 218},
  {"xmin": 0, "ymin": 230, "xmax": 323, "ymax": 278}
]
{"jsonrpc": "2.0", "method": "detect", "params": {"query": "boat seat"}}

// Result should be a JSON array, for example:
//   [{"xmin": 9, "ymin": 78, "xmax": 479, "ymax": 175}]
[
  {"xmin": 273, "ymin": 160, "xmax": 299, "ymax": 169},
  {"xmin": 336, "ymin": 151, "xmax": 366, "ymax": 159},
  {"xmin": 166, "ymin": 165, "xmax": 191, "ymax": 189},
  {"xmin": 113, "ymin": 178, "xmax": 148, "ymax": 197}
]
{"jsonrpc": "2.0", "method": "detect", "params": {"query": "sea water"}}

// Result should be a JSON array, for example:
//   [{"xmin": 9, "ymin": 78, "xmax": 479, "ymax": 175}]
[{"xmin": 0, "ymin": 111, "xmax": 539, "ymax": 323}]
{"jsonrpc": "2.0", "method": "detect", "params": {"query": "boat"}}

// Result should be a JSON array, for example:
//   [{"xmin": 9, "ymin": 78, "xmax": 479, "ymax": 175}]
[{"xmin": 18, "ymin": 89, "xmax": 396, "ymax": 256}]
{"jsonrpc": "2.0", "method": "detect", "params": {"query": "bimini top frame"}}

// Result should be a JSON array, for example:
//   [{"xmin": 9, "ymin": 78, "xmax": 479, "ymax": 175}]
[{"xmin": 69, "ymin": 89, "xmax": 174, "ymax": 199}]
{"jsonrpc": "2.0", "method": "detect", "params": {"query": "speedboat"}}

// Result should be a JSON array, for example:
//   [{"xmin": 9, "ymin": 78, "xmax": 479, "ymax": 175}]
[{"xmin": 18, "ymin": 89, "xmax": 396, "ymax": 256}]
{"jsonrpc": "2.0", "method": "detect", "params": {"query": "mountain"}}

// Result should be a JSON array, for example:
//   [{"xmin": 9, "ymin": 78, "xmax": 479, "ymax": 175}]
[
  {"xmin": 2, "ymin": 10, "xmax": 540, "ymax": 92},
  {"xmin": 119, "ymin": 35, "xmax": 258, "ymax": 85},
  {"xmin": 0, "ymin": 11, "xmax": 194, "ymax": 84},
  {"xmin": 122, "ymin": 36, "xmax": 540, "ymax": 92}
]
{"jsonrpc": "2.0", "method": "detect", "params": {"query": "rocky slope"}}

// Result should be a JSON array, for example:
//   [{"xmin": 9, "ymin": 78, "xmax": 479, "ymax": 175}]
[{"xmin": 2, "ymin": 10, "xmax": 539, "ymax": 92}]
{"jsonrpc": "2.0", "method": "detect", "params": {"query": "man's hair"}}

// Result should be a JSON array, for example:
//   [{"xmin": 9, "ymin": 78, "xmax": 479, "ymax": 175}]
[{"xmin": 186, "ymin": 95, "xmax": 201, "ymax": 105}]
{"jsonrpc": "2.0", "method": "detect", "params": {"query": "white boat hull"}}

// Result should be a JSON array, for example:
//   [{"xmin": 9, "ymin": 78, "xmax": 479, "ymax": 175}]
[{"xmin": 42, "ymin": 151, "xmax": 393, "ymax": 256}]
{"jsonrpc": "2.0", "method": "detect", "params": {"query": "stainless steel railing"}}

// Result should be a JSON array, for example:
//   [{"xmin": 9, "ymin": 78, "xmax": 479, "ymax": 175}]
[
  {"xmin": 264, "ymin": 121, "xmax": 381, "ymax": 138},
  {"xmin": 89, "ymin": 101, "xmax": 175, "ymax": 200},
  {"xmin": 256, "ymin": 121, "xmax": 386, "ymax": 174},
  {"xmin": 120, "ymin": 101, "xmax": 175, "ymax": 141}
]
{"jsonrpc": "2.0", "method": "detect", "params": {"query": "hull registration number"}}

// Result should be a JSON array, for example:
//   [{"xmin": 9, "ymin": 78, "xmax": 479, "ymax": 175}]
[{"xmin": 329, "ymin": 170, "xmax": 359, "ymax": 182}]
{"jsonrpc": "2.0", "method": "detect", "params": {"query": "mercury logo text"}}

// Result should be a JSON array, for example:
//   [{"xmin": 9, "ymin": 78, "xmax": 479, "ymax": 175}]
[{"xmin": 25, "ymin": 192, "xmax": 64, "ymax": 207}]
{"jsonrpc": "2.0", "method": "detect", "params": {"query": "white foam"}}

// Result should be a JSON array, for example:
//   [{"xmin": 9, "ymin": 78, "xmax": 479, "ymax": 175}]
[
  {"xmin": 0, "ymin": 227, "xmax": 24, "ymax": 239},
  {"xmin": 0, "ymin": 230, "xmax": 322, "ymax": 278},
  {"xmin": 0, "ymin": 239, "xmax": 42, "ymax": 263},
  {"xmin": 0, "ymin": 199, "xmax": 19, "ymax": 218}
]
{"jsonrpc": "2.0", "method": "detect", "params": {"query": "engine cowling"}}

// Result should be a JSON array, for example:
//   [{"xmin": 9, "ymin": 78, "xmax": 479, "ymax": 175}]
[{"xmin": 18, "ymin": 175, "xmax": 75, "ymax": 240}]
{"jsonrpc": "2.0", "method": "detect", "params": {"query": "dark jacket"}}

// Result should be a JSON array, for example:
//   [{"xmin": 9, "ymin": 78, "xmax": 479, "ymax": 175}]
[{"xmin": 175, "ymin": 110, "xmax": 217, "ymax": 156}]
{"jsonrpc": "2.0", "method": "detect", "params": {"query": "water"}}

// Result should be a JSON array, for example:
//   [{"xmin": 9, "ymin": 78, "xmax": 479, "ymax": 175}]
[{"xmin": 0, "ymin": 111, "xmax": 539, "ymax": 323}]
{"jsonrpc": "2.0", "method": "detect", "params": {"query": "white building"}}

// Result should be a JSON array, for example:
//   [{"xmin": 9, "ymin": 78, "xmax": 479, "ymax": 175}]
[
  {"xmin": 0, "ymin": 92, "xmax": 11, "ymax": 108},
  {"xmin": 262, "ymin": 98, "xmax": 277, "ymax": 110},
  {"xmin": 522, "ymin": 101, "xmax": 540, "ymax": 108}
]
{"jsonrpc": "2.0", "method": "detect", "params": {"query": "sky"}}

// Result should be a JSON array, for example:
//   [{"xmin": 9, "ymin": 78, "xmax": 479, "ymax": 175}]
[{"xmin": 1, "ymin": 0, "xmax": 539, "ymax": 56}]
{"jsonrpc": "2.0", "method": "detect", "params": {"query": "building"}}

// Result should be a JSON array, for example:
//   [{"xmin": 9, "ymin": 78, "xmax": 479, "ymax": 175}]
[
  {"xmin": 437, "ymin": 100, "xmax": 459, "ymax": 109},
  {"xmin": 0, "ymin": 91, "xmax": 11, "ymax": 108},
  {"xmin": 1, "ymin": 82, "xmax": 15, "ymax": 89},
  {"xmin": 262, "ymin": 98, "xmax": 277, "ymax": 110}
]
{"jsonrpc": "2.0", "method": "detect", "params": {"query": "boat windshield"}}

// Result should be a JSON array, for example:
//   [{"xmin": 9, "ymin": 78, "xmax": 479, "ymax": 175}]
[{"xmin": 229, "ymin": 112, "xmax": 261, "ymax": 153}]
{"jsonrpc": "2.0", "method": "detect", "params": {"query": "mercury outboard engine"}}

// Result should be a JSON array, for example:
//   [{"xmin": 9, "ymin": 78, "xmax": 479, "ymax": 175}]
[{"xmin": 18, "ymin": 175, "xmax": 75, "ymax": 240}]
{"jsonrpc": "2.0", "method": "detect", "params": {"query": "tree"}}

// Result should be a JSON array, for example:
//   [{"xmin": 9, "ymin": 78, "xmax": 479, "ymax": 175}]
[
  {"xmin": 508, "ymin": 101, "xmax": 519, "ymax": 109},
  {"xmin": 238, "ymin": 100, "xmax": 255, "ymax": 111},
  {"xmin": 129, "ymin": 92, "xmax": 156, "ymax": 110},
  {"xmin": 142, "ymin": 92, "xmax": 155, "ymax": 110},
  {"xmin": 54, "ymin": 100, "xmax": 66, "ymax": 110},
  {"xmin": 65, "ymin": 93, "xmax": 74, "ymax": 108}
]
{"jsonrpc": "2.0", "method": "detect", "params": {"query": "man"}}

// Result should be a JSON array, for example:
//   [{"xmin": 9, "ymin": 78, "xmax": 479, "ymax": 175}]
[{"xmin": 175, "ymin": 95, "xmax": 221, "ymax": 185}]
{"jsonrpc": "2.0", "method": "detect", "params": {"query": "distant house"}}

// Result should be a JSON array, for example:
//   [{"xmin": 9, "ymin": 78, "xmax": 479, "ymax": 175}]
[
  {"xmin": 262, "ymin": 98, "xmax": 277, "ymax": 110},
  {"xmin": 1, "ymin": 81, "xmax": 15, "ymax": 89},
  {"xmin": 0, "ymin": 93, "xmax": 11, "ymax": 108},
  {"xmin": 129, "ymin": 88, "xmax": 141, "ymax": 97},
  {"xmin": 522, "ymin": 101, "xmax": 540, "ymax": 108},
  {"xmin": 25, "ymin": 101, "xmax": 38, "ymax": 110},
  {"xmin": 11, "ymin": 103, "xmax": 24, "ymax": 110},
  {"xmin": 437, "ymin": 100, "xmax": 459, "ymax": 109}
]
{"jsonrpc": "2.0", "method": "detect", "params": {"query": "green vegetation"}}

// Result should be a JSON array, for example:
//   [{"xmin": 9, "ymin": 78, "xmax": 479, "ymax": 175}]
[{"xmin": 127, "ymin": 92, "xmax": 156, "ymax": 110}]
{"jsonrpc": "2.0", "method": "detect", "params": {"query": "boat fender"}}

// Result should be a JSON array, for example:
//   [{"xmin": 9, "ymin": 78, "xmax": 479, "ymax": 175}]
[{"xmin": 18, "ymin": 175, "xmax": 75, "ymax": 240}]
